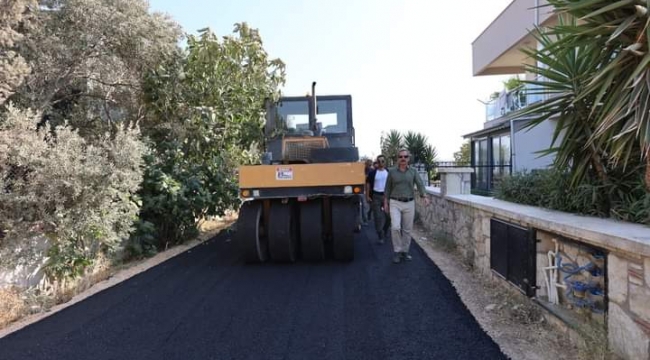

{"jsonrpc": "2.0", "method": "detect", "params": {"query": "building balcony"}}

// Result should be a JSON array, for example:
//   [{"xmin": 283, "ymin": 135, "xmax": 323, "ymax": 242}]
[
  {"xmin": 472, "ymin": 0, "xmax": 555, "ymax": 76},
  {"xmin": 485, "ymin": 80, "xmax": 546, "ymax": 122}
]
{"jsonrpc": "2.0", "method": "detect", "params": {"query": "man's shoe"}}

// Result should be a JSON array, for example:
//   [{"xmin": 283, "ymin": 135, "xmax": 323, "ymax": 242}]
[
  {"xmin": 401, "ymin": 252, "xmax": 412, "ymax": 261},
  {"xmin": 392, "ymin": 253, "xmax": 401, "ymax": 264}
]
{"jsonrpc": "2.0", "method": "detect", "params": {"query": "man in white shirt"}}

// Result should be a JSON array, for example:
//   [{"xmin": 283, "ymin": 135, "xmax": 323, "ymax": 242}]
[{"xmin": 365, "ymin": 155, "xmax": 390, "ymax": 244}]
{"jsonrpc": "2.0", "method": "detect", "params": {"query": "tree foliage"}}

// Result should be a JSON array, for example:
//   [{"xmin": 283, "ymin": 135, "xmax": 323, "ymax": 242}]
[
  {"xmin": 0, "ymin": 105, "xmax": 146, "ymax": 279},
  {"xmin": 0, "ymin": 0, "xmax": 187, "ymax": 280},
  {"xmin": 0, "ymin": 0, "xmax": 36, "ymax": 105},
  {"xmin": 0, "ymin": 0, "xmax": 287, "ymax": 283},
  {"xmin": 502, "ymin": 76, "xmax": 522, "ymax": 91},
  {"xmin": 380, "ymin": 129, "xmax": 403, "ymax": 167},
  {"xmin": 379, "ymin": 129, "xmax": 437, "ymax": 169},
  {"xmin": 453, "ymin": 141, "xmax": 470, "ymax": 164},
  {"xmin": 136, "ymin": 24, "xmax": 286, "ymax": 247},
  {"xmin": 12, "ymin": 0, "xmax": 182, "ymax": 134}
]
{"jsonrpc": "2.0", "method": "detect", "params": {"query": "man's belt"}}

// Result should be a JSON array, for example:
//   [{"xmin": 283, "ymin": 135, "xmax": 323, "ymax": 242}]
[
  {"xmin": 390, "ymin": 197, "xmax": 414, "ymax": 202},
  {"xmin": 373, "ymin": 191, "xmax": 384, "ymax": 195}
]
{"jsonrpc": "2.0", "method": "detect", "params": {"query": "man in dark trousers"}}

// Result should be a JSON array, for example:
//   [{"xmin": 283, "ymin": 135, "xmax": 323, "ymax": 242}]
[
  {"xmin": 366, "ymin": 155, "xmax": 390, "ymax": 243},
  {"xmin": 360, "ymin": 159, "xmax": 374, "ymax": 225},
  {"xmin": 384, "ymin": 149, "xmax": 429, "ymax": 263}
]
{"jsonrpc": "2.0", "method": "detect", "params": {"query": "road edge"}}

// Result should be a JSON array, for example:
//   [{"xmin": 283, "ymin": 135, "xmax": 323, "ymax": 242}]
[
  {"xmin": 0, "ymin": 224, "xmax": 234, "ymax": 340},
  {"xmin": 410, "ymin": 225, "xmax": 583, "ymax": 360}
]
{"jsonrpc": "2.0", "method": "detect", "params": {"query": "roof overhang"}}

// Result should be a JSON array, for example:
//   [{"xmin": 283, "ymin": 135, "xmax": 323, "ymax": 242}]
[
  {"xmin": 472, "ymin": 0, "xmax": 557, "ymax": 76},
  {"xmin": 463, "ymin": 122, "xmax": 510, "ymax": 139}
]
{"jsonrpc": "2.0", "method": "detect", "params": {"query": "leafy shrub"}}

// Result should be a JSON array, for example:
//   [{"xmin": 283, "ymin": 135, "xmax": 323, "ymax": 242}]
[
  {"xmin": 495, "ymin": 167, "xmax": 649, "ymax": 225},
  {"xmin": 133, "ymin": 24, "xmax": 285, "ymax": 249},
  {"xmin": 0, "ymin": 105, "xmax": 146, "ymax": 280}
]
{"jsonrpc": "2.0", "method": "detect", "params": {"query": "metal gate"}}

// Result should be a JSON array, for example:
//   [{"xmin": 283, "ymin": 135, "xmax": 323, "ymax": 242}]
[{"xmin": 490, "ymin": 218, "xmax": 536, "ymax": 297}]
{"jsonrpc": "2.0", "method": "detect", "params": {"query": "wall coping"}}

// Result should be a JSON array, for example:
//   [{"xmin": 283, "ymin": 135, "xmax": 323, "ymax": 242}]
[
  {"xmin": 423, "ymin": 188, "xmax": 650, "ymax": 258},
  {"xmin": 438, "ymin": 167, "xmax": 474, "ymax": 174}
]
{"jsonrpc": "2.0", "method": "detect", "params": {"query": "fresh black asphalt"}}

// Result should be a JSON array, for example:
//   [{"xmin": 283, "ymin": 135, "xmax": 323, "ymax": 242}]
[{"xmin": 0, "ymin": 224, "xmax": 508, "ymax": 360}]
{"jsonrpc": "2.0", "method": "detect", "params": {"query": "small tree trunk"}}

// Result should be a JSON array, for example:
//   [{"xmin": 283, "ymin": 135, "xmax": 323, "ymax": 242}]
[{"xmin": 590, "ymin": 152, "xmax": 608, "ymax": 184}]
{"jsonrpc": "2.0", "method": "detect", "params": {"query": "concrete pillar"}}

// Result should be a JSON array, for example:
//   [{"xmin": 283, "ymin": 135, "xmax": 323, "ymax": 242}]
[{"xmin": 439, "ymin": 168, "xmax": 474, "ymax": 196}]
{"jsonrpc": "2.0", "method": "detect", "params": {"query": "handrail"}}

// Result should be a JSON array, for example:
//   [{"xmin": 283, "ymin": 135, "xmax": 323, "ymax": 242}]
[{"xmin": 485, "ymin": 77, "xmax": 547, "ymax": 121}]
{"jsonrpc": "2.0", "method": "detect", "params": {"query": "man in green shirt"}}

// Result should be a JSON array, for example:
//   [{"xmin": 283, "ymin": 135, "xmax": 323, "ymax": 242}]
[{"xmin": 383, "ymin": 149, "xmax": 430, "ymax": 263}]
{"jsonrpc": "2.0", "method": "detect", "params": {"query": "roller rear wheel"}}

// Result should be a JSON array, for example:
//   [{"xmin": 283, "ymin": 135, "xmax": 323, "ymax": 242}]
[
  {"xmin": 235, "ymin": 201, "xmax": 268, "ymax": 263},
  {"xmin": 268, "ymin": 201, "xmax": 298, "ymax": 263},
  {"xmin": 331, "ymin": 197, "xmax": 356, "ymax": 262},
  {"xmin": 299, "ymin": 200, "xmax": 325, "ymax": 261}
]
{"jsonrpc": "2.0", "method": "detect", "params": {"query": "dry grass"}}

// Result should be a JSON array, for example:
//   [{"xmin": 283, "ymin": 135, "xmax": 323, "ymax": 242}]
[
  {"xmin": 0, "ymin": 287, "xmax": 26, "ymax": 328},
  {"xmin": 197, "ymin": 211, "xmax": 237, "ymax": 241}
]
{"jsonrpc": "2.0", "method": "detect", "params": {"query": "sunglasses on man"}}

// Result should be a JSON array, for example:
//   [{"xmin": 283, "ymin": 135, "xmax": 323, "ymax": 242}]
[{"xmin": 398, "ymin": 155, "xmax": 409, "ymax": 159}]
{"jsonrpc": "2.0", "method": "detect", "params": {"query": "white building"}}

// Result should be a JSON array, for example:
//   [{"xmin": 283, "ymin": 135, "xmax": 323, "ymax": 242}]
[{"xmin": 465, "ymin": 0, "xmax": 560, "ymax": 194}]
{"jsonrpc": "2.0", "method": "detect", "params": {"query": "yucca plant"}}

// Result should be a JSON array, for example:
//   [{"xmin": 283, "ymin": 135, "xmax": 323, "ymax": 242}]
[
  {"xmin": 520, "ymin": 0, "xmax": 650, "ymax": 190},
  {"xmin": 515, "ymin": 14, "xmax": 612, "ymax": 186}
]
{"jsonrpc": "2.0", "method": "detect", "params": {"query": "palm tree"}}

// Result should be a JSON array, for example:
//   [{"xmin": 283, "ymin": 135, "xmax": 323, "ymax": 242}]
[
  {"xmin": 403, "ymin": 131, "xmax": 428, "ymax": 165},
  {"xmin": 519, "ymin": 1, "xmax": 650, "ymax": 190},
  {"xmin": 380, "ymin": 129, "xmax": 403, "ymax": 166},
  {"xmin": 422, "ymin": 144, "xmax": 438, "ymax": 181}
]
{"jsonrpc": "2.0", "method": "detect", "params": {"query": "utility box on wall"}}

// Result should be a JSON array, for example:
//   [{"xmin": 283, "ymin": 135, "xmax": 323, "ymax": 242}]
[{"xmin": 490, "ymin": 218, "xmax": 537, "ymax": 297}]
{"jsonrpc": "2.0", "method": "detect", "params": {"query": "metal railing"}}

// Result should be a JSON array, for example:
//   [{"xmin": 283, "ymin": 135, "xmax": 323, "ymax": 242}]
[
  {"xmin": 430, "ymin": 161, "xmax": 511, "ymax": 195},
  {"xmin": 485, "ymin": 79, "xmax": 547, "ymax": 122}
]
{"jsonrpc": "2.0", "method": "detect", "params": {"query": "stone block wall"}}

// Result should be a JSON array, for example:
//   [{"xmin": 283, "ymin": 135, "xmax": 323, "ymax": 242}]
[
  {"xmin": 416, "ymin": 187, "xmax": 650, "ymax": 360},
  {"xmin": 607, "ymin": 253, "xmax": 650, "ymax": 359}
]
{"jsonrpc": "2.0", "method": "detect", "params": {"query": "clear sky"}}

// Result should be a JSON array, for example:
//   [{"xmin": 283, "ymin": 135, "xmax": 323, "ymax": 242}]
[{"xmin": 148, "ymin": 0, "xmax": 515, "ymax": 160}]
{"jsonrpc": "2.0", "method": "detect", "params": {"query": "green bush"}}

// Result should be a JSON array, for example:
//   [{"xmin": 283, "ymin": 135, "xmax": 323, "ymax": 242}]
[
  {"xmin": 495, "ymin": 168, "xmax": 649, "ymax": 226},
  {"xmin": 0, "ymin": 106, "xmax": 146, "ymax": 280},
  {"xmin": 131, "ymin": 24, "xmax": 285, "ymax": 251}
]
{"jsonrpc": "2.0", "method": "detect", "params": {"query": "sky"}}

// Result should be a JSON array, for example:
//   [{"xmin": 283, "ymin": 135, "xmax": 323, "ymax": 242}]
[{"xmin": 148, "ymin": 0, "xmax": 515, "ymax": 161}]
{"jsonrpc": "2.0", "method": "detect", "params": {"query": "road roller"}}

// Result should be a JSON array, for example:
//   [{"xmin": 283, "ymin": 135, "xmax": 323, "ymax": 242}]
[{"xmin": 235, "ymin": 82, "xmax": 364, "ymax": 263}]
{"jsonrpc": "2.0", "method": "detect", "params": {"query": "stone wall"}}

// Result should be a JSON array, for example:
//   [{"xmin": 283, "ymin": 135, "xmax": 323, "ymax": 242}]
[{"xmin": 416, "ymin": 182, "xmax": 650, "ymax": 360}]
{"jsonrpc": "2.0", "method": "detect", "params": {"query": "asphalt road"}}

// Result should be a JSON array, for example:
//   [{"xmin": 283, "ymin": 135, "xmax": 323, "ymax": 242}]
[{"xmin": 0, "ymin": 224, "xmax": 508, "ymax": 360}]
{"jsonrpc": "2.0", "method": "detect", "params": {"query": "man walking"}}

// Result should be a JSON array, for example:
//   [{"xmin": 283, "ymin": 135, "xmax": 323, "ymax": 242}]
[
  {"xmin": 366, "ymin": 155, "xmax": 390, "ymax": 243},
  {"xmin": 384, "ymin": 149, "xmax": 429, "ymax": 264}
]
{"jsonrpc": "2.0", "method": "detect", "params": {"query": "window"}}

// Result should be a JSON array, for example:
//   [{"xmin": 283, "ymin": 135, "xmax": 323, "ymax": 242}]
[
  {"xmin": 474, "ymin": 139, "xmax": 489, "ymax": 190},
  {"xmin": 316, "ymin": 99, "xmax": 348, "ymax": 134},
  {"xmin": 492, "ymin": 134, "xmax": 511, "ymax": 185},
  {"xmin": 274, "ymin": 98, "xmax": 349, "ymax": 135},
  {"xmin": 276, "ymin": 100, "xmax": 309, "ymax": 132},
  {"xmin": 471, "ymin": 133, "xmax": 512, "ymax": 194}
]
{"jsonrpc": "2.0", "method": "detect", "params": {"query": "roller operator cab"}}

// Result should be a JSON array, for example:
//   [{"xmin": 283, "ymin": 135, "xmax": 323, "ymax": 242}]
[{"xmin": 235, "ymin": 82, "xmax": 364, "ymax": 263}]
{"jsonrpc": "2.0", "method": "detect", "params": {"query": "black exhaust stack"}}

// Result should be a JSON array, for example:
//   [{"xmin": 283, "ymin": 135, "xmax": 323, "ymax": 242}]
[{"xmin": 308, "ymin": 81, "xmax": 320, "ymax": 135}]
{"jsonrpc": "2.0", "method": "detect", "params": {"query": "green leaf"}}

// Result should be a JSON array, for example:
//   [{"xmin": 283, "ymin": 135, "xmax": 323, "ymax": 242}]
[
  {"xmin": 609, "ymin": 15, "xmax": 637, "ymax": 43},
  {"xmin": 580, "ymin": 0, "xmax": 635, "ymax": 20}
]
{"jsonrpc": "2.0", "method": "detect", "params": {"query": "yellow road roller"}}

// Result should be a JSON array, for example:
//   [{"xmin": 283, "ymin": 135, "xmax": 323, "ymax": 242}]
[{"xmin": 235, "ymin": 82, "xmax": 365, "ymax": 263}]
